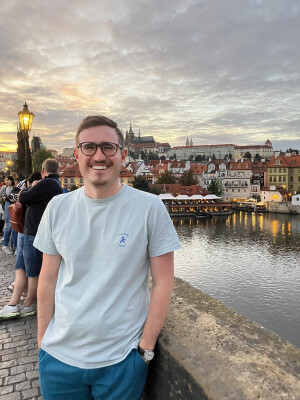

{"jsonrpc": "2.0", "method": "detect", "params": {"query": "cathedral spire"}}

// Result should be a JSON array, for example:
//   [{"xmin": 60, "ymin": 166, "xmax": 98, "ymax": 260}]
[{"xmin": 186, "ymin": 137, "xmax": 190, "ymax": 146}]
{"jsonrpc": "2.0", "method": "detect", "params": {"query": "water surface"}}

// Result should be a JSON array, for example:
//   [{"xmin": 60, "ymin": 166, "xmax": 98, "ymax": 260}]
[{"xmin": 173, "ymin": 212, "xmax": 300, "ymax": 348}]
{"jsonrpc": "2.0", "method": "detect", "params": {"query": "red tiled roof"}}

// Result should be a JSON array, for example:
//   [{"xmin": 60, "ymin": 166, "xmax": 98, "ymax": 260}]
[
  {"xmin": 150, "ymin": 184, "xmax": 209, "ymax": 196},
  {"xmin": 228, "ymin": 160, "xmax": 252, "ymax": 169},
  {"xmin": 267, "ymin": 155, "xmax": 300, "ymax": 168},
  {"xmin": 172, "ymin": 144, "xmax": 234, "ymax": 149}
]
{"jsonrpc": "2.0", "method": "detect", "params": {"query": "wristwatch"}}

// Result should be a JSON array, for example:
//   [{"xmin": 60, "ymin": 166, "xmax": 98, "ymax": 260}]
[{"xmin": 138, "ymin": 345, "xmax": 155, "ymax": 362}]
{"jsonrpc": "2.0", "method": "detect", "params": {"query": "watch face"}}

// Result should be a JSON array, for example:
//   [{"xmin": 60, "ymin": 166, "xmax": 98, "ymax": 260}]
[{"xmin": 144, "ymin": 350, "xmax": 154, "ymax": 361}]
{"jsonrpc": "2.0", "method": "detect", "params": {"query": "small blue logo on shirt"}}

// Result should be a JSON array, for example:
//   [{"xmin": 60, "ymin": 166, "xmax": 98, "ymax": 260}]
[{"xmin": 118, "ymin": 233, "xmax": 129, "ymax": 247}]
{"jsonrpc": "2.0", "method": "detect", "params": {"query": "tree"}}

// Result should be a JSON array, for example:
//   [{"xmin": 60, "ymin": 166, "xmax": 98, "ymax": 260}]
[
  {"xmin": 286, "ymin": 148, "xmax": 299, "ymax": 155},
  {"xmin": 208, "ymin": 179, "xmax": 224, "ymax": 197},
  {"xmin": 148, "ymin": 151, "xmax": 159, "ymax": 161},
  {"xmin": 156, "ymin": 170, "xmax": 177, "ymax": 184},
  {"xmin": 195, "ymin": 155, "xmax": 203, "ymax": 163},
  {"xmin": 132, "ymin": 176, "xmax": 150, "ymax": 192},
  {"xmin": 244, "ymin": 152, "xmax": 252, "ymax": 159},
  {"xmin": 159, "ymin": 155, "xmax": 166, "ymax": 161},
  {"xmin": 212, "ymin": 153, "xmax": 216, "ymax": 160},
  {"xmin": 178, "ymin": 169, "xmax": 198, "ymax": 186},
  {"xmin": 32, "ymin": 149, "xmax": 53, "ymax": 172},
  {"xmin": 188, "ymin": 155, "xmax": 194, "ymax": 161},
  {"xmin": 150, "ymin": 186, "xmax": 164, "ymax": 195},
  {"xmin": 254, "ymin": 153, "xmax": 262, "ymax": 162}
]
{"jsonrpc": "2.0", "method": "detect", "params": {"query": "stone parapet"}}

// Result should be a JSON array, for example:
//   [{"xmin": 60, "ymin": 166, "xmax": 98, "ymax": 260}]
[{"xmin": 143, "ymin": 278, "xmax": 300, "ymax": 400}]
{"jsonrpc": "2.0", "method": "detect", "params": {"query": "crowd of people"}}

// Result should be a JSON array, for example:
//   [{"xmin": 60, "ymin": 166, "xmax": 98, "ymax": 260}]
[{"xmin": 0, "ymin": 159, "xmax": 63, "ymax": 319}]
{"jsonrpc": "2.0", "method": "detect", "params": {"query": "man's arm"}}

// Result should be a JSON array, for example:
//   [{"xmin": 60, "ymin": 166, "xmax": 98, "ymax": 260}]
[
  {"xmin": 37, "ymin": 253, "xmax": 62, "ymax": 348},
  {"xmin": 139, "ymin": 251, "xmax": 174, "ymax": 350}
]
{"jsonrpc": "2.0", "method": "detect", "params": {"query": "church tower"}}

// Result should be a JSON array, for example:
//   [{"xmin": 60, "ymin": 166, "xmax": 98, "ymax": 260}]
[{"xmin": 186, "ymin": 137, "xmax": 190, "ymax": 146}]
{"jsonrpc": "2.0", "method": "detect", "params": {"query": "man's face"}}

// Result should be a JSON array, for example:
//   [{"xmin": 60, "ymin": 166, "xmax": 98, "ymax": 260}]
[{"xmin": 74, "ymin": 125, "xmax": 126, "ymax": 197}]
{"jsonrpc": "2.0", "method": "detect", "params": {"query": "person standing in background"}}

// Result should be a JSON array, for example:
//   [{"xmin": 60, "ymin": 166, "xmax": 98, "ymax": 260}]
[{"xmin": 0, "ymin": 160, "xmax": 62, "ymax": 319}]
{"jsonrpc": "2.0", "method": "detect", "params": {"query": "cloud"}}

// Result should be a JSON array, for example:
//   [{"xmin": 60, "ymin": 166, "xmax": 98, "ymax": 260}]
[{"xmin": 0, "ymin": 0, "xmax": 299, "ymax": 152}]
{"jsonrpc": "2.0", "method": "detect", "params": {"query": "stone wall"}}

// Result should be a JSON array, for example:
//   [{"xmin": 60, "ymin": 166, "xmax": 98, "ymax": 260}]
[
  {"xmin": 266, "ymin": 201, "xmax": 300, "ymax": 214},
  {"xmin": 143, "ymin": 278, "xmax": 300, "ymax": 400}
]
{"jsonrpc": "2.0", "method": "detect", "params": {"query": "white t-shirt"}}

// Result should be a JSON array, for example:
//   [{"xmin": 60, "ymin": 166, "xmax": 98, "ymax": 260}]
[{"xmin": 34, "ymin": 185, "xmax": 181, "ymax": 369}]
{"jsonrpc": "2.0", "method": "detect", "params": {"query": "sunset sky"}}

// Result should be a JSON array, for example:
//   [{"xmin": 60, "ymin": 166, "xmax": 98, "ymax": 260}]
[{"xmin": 0, "ymin": 0, "xmax": 299, "ymax": 153}]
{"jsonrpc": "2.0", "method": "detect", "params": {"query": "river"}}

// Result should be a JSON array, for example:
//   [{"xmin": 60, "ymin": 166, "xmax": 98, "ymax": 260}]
[{"xmin": 173, "ymin": 211, "xmax": 300, "ymax": 348}]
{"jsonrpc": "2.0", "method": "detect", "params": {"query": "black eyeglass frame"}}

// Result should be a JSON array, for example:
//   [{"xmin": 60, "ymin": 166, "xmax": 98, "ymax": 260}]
[{"xmin": 77, "ymin": 142, "xmax": 123, "ymax": 157}]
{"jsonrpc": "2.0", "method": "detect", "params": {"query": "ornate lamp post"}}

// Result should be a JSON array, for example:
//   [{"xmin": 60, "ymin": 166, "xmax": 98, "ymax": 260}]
[
  {"xmin": 6, "ymin": 160, "xmax": 12, "ymax": 175},
  {"xmin": 17, "ymin": 102, "xmax": 34, "ymax": 179}
]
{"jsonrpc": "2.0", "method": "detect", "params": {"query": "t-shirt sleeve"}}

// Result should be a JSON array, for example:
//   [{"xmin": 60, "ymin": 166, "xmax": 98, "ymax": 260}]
[
  {"xmin": 147, "ymin": 197, "xmax": 181, "ymax": 258},
  {"xmin": 33, "ymin": 200, "xmax": 59, "ymax": 255}
]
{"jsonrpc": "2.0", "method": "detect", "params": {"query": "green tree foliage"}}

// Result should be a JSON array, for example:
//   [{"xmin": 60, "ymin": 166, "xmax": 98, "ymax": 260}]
[
  {"xmin": 286, "ymin": 148, "xmax": 299, "ymax": 154},
  {"xmin": 254, "ymin": 153, "xmax": 262, "ymax": 162},
  {"xmin": 188, "ymin": 155, "xmax": 194, "ymax": 161},
  {"xmin": 156, "ymin": 171, "xmax": 176, "ymax": 184},
  {"xmin": 150, "ymin": 186, "xmax": 164, "ymax": 195},
  {"xmin": 208, "ymin": 179, "xmax": 224, "ymax": 197},
  {"xmin": 132, "ymin": 176, "xmax": 150, "ymax": 192},
  {"xmin": 178, "ymin": 169, "xmax": 198, "ymax": 186},
  {"xmin": 148, "ymin": 152, "xmax": 159, "ymax": 160},
  {"xmin": 244, "ymin": 152, "xmax": 252, "ymax": 159},
  {"xmin": 32, "ymin": 149, "xmax": 53, "ymax": 172},
  {"xmin": 159, "ymin": 155, "xmax": 166, "ymax": 160},
  {"xmin": 212, "ymin": 153, "xmax": 216, "ymax": 160}
]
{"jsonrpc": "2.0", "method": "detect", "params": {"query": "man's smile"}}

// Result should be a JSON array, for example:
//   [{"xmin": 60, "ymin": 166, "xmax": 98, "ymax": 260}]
[{"xmin": 91, "ymin": 165, "xmax": 109, "ymax": 170}]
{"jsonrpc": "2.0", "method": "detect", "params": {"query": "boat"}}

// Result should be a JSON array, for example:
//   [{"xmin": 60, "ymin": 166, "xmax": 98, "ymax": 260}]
[
  {"xmin": 194, "ymin": 211, "xmax": 209, "ymax": 218},
  {"xmin": 206, "ymin": 209, "xmax": 233, "ymax": 216}
]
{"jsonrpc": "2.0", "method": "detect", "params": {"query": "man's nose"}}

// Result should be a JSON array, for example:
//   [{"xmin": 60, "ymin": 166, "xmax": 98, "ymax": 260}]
[{"xmin": 93, "ymin": 146, "xmax": 107, "ymax": 160}]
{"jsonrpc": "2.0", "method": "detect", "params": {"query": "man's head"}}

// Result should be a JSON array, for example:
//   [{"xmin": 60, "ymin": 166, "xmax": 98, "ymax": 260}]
[
  {"xmin": 42, "ymin": 158, "xmax": 59, "ymax": 178},
  {"xmin": 76, "ymin": 116, "xmax": 124, "ymax": 149},
  {"xmin": 74, "ymin": 115, "xmax": 127, "ymax": 199}
]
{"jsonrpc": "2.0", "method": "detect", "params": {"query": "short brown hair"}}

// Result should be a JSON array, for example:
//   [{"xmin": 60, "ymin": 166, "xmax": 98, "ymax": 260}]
[
  {"xmin": 76, "ymin": 115, "xmax": 124, "ymax": 148},
  {"xmin": 42, "ymin": 158, "xmax": 59, "ymax": 175}
]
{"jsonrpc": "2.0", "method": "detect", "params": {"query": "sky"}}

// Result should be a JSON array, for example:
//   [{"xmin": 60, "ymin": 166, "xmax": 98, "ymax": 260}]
[{"xmin": 0, "ymin": 0, "xmax": 299, "ymax": 153}]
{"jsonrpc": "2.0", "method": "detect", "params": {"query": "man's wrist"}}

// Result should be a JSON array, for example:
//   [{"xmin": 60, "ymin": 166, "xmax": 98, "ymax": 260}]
[{"xmin": 138, "ymin": 345, "xmax": 155, "ymax": 362}]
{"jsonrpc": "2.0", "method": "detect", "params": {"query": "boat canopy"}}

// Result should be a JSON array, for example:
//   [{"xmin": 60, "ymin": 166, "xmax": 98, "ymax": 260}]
[
  {"xmin": 204, "ymin": 194, "xmax": 221, "ymax": 200},
  {"xmin": 159, "ymin": 194, "xmax": 176, "ymax": 200}
]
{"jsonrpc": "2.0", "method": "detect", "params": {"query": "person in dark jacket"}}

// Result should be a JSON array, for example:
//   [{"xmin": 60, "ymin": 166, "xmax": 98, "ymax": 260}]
[{"xmin": 0, "ymin": 159, "xmax": 63, "ymax": 319}]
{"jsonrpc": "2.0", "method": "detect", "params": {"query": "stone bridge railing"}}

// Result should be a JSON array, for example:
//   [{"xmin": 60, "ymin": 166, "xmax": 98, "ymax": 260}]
[{"xmin": 142, "ymin": 278, "xmax": 300, "ymax": 400}]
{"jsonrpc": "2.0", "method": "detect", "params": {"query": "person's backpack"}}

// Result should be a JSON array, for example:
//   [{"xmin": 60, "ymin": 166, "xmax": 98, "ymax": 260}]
[{"xmin": 8, "ymin": 202, "xmax": 25, "ymax": 233}]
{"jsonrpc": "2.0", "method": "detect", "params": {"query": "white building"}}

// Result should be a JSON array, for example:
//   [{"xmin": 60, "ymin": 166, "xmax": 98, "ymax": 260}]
[{"xmin": 223, "ymin": 160, "xmax": 260, "ymax": 201}]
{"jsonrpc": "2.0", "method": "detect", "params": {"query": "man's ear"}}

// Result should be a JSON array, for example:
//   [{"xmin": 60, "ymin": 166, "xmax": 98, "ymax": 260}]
[
  {"xmin": 74, "ymin": 147, "xmax": 79, "ymax": 161},
  {"xmin": 121, "ymin": 149, "xmax": 127, "ymax": 162}
]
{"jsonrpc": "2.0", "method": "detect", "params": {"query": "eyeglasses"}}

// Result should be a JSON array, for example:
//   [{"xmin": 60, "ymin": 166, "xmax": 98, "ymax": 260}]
[{"xmin": 77, "ymin": 142, "xmax": 123, "ymax": 157}]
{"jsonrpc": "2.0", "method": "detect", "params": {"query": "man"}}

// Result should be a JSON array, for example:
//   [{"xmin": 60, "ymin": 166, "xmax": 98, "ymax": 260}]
[
  {"xmin": 0, "ymin": 159, "xmax": 62, "ymax": 319},
  {"xmin": 35, "ymin": 116, "xmax": 181, "ymax": 400}
]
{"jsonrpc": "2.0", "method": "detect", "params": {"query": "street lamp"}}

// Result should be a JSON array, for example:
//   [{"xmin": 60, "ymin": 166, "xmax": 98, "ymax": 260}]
[
  {"xmin": 17, "ymin": 102, "xmax": 34, "ymax": 178},
  {"xmin": 6, "ymin": 160, "xmax": 11, "ymax": 175}
]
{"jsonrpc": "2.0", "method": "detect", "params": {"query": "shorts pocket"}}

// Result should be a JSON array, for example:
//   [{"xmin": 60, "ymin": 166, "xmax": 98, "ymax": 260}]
[
  {"xmin": 135, "ymin": 349, "xmax": 149, "ymax": 367},
  {"xmin": 38, "ymin": 348, "xmax": 47, "ymax": 363}
]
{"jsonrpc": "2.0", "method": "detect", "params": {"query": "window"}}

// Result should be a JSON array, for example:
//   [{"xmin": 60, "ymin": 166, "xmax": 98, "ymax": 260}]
[
  {"xmin": 80, "ymin": 178, "xmax": 83, "ymax": 183},
  {"xmin": 279, "ymin": 168, "xmax": 282, "ymax": 173},
  {"xmin": 70, "ymin": 178, "xmax": 74, "ymax": 183},
  {"xmin": 279, "ymin": 176, "xmax": 282, "ymax": 182},
  {"xmin": 64, "ymin": 178, "xmax": 68, "ymax": 183},
  {"xmin": 283, "ymin": 177, "xmax": 286, "ymax": 182},
  {"xmin": 290, "ymin": 176, "xmax": 294, "ymax": 181},
  {"xmin": 269, "ymin": 168, "xmax": 272, "ymax": 173}
]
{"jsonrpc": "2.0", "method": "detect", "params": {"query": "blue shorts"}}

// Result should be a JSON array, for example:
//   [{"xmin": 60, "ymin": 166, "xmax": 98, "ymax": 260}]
[
  {"xmin": 16, "ymin": 234, "xmax": 43, "ymax": 278},
  {"xmin": 39, "ymin": 348, "xmax": 148, "ymax": 400}
]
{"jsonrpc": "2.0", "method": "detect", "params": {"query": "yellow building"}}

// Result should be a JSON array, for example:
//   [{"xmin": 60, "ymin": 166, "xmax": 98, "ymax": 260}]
[{"xmin": 267, "ymin": 154, "xmax": 300, "ymax": 194}]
